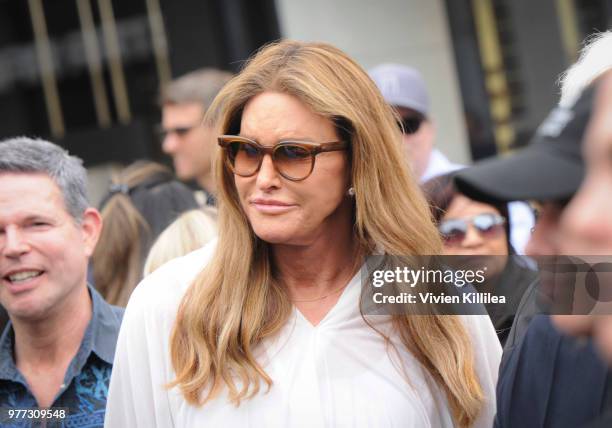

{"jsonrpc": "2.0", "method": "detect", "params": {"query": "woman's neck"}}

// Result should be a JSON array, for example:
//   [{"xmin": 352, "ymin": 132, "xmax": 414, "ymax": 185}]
[{"xmin": 272, "ymin": 229, "xmax": 361, "ymax": 302}]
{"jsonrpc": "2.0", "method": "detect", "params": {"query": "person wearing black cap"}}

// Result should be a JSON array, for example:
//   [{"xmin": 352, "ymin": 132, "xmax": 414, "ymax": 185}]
[
  {"xmin": 553, "ymin": 70, "xmax": 612, "ymax": 428},
  {"xmin": 454, "ymin": 31, "xmax": 612, "ymax": 428},
  {"xmin": 554, "ymin": 69, "xmax": 612, "ymax": 365},
  {"xmin": 422, "ymin": 172, "xmax": 539, "ymax": 348}
]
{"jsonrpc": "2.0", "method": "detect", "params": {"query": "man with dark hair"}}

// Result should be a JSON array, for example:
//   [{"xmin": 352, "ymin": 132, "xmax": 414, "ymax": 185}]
[
  {"xmin": 0, "ymin": 137, "xmax": 123, "ymax": 426},
  {"xmin": 160, "ymin": 68, "xmax": 233, "ymax": 205}
]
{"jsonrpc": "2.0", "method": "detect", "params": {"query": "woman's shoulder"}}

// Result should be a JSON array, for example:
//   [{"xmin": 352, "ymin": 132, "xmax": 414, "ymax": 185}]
[{"xmin": 124, "ymin": 239, "xmax": 218, "ymax": 324}]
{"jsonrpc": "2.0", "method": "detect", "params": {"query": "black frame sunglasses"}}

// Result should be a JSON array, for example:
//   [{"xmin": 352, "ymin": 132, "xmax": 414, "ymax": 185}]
[{"xmin": 397, "ymin": 115, "xmax": 424, "ymax": 135}]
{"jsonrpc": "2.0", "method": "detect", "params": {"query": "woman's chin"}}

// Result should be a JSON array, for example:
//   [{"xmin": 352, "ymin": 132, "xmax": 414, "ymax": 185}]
[
  {"xmin": 253, "ymin": 228, "xmax": 310, "ymax": 246},
  {"xmin": 253, "ymin": 229, "xmax": 295, "ymax": 245}
]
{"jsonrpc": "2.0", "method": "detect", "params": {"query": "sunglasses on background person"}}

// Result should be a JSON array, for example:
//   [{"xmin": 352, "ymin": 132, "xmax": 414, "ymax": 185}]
[
  {"xmin": 218, "ymin": 135, "xmax": 349, "ymax": 181},
  {"xmin": 438, "ymin": 213, "xmax": 506, "ymax": 246},
  {"xmin": 397, "ymin": 115, "xmax": 424, "ymax": 135}
]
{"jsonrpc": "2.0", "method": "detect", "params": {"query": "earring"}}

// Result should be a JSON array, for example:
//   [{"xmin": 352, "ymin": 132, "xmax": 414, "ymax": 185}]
[{"xmin": 347, "ymin": 187, "xmax": 355, "ymax": 197}]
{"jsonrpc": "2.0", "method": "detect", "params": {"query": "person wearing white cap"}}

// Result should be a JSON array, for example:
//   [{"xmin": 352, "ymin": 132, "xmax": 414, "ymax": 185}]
[
  {"xmin": 369, "ymin": 64, "xmax": 462, "ymax": 182},
  {"xmin": 370, "ymin": 63, "xmax": 534, "ymax": 255}
]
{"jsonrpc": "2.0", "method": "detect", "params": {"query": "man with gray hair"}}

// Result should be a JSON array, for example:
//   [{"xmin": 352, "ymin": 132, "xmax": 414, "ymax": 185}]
[
  {"xmin": 0, "ymin": 137, "xmax": 123, "ymax": 426},
  {"xmin": 160, "ymin": 68, "xmax": 233, "ymax": 205}
]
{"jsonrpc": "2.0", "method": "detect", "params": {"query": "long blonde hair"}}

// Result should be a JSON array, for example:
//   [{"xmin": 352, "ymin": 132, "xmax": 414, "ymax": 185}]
[{"xmin": 169, "ymin": 40, "xmax": 483, "ymax": 427}]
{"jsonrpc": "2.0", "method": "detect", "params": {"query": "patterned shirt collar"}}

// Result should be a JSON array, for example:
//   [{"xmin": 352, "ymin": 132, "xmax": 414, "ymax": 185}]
[{"xmin": 0, "ymin": 284, "xmax": 123, "ymax": 382}]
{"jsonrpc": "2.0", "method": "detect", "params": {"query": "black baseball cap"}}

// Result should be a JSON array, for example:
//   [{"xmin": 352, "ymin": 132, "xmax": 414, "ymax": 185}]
[{"xmin": 454, "ymin": 84, "xmax": 596, "ymax": 204}]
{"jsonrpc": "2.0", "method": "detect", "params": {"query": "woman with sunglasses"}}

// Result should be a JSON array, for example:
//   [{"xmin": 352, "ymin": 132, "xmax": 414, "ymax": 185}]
[
  {"xmin": 105, "ymin": 41, "xmax": 500, "ymax": 428},
  {"xmin": 423, "ymin": 173, "xmax": 538, "ymax": 347}
]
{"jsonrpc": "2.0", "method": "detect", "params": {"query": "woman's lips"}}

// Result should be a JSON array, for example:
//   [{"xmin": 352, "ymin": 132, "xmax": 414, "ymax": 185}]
[{"xmin": 250, "ymin": 199, "xmax": 296, "ymax": 214}]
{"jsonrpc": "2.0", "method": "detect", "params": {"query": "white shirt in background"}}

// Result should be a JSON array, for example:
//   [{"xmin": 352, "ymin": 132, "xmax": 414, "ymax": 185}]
[{"xmin": 421, "ymin": 148, "xmax": 464, "ymax": 183}]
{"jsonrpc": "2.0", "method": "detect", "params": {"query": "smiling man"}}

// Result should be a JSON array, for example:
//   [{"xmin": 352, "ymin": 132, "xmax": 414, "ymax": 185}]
[{"xmin": 0, "ymin": 137, "xmax": 123, "ymax": 427}]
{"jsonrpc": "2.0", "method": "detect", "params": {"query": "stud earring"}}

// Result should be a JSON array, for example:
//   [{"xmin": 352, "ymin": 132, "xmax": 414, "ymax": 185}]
[{"xmin": 347, "ymin": 187, "xmax": 355, "ymax": 197}]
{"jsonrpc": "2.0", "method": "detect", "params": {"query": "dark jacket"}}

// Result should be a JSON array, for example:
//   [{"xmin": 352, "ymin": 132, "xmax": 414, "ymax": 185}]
[
  {"xmin": 495, "ymin": 315, "xmax": 610, "ymax": 428},
  {"xmin": 0, "ymin": 306, "xmax": 7, "ymax": 336},
  {"xmin": 485, "ymin": 255, "xmax": 539, "ymax": 348}
]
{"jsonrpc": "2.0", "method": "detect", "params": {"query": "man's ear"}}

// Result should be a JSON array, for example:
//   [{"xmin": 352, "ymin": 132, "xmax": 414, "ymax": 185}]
[{"xmin": 80, "ymin": 208, "xmax": 103, "ymax": 257}]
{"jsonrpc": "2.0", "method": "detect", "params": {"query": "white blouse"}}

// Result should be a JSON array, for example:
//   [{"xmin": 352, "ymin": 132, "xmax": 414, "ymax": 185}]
[{"xmin": 105, "ymin": 241, "xmax": 501, "ymax": 427}]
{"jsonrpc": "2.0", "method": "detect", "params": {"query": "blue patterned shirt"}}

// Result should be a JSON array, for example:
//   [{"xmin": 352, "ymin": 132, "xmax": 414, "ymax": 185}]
[{"xmin": 0, "ymin": 285, "xmax": 123, "ymax": 427}]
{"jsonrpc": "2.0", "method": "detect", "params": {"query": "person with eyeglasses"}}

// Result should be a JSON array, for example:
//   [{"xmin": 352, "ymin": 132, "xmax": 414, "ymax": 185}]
[
  {"xmin": 159, "ymin": 68, "xmax": 234, "ymax": 206},
  {"xmin": 369, "ymin": 63, "xmax": 534, "ymax": 258},
  {"xmin": 422, "ymin": 173, "xmax": 538, "ymax": 348},
  {"xmin": 105, "ymin": 40, "xmax": 500, "ymax": 428},
  {"xmin": 369, "ymin": 64, "xmax": 460, "ymax": 183}
]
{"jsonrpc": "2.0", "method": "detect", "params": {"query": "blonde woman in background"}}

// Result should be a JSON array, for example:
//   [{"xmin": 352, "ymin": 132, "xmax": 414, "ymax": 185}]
[
  {"xmin": 105, "ymin": 40, "xmax": 500, "ymax": 427},
  {"xmin": 143, "ymin": 207, "xmax": 218, "ymax": 275}
]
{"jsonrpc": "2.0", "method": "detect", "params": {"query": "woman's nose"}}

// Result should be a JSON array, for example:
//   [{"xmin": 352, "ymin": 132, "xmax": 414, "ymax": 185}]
[{"xmin": 255, "ymin": 154, "xmax": 281, "ymax": 189}]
